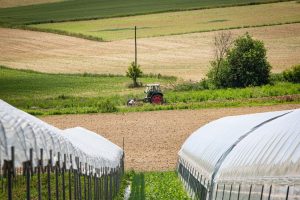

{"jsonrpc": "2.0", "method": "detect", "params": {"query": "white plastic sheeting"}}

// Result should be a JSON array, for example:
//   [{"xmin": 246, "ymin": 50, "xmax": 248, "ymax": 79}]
[
  {"xmin": 178, "ymin": 109, "xmax": 300, "ymax": 200},
  {"xmin": 63, "ymin": 127, "xmax": 123, "ymax": 169},
  {"xmin": 0, "ymin": 100, "xmax": 123, "ymax": 173}
]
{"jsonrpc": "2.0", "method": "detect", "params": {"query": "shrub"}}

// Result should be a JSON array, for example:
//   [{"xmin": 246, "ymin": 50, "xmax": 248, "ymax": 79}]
[
  {"xmin": 283, "ymin": 65, "xmax": 300, "ymax": 83},
  {"xmin": 226, "ymin": 33, "xmax": 271, "ymax": 87},
  {"xmin": 269, "ymin": 73, "xmax": 284, "ymax": 83},
  {"xmin": 126, "ymin": 62, "xmax": 143, "ymax": 87},
  {"xmin": 207, "ymin": 59, "xmax": 230, "ymax": 88},
  {"xmin": 96, "ymin": 99, "xmax": 118, "ymax": 113},
  {"xmin": 174, "ymin": 78, "xmax": 210, "ymax": 91},
  {"xmin": 207, "ymin": 33, "xmax": 271, "ymax": 88}
]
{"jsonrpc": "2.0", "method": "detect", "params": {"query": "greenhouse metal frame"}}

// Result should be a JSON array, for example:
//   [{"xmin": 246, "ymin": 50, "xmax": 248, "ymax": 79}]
[
  {"xmin": 178, "ymin": 109, "xmax": 300, "ymax": 200},
  {"xmin": 0, "ymin": 100, "xmax": 124, "ymax": 200}
]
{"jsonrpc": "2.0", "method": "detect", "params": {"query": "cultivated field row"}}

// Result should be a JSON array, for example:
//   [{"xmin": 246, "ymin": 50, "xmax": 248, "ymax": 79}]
[
  {"xmin": 0, "ymin": 0, "xmax": 63, "ymax": 8},
  {"xmin": 42, "ymin": 104, "xmax": 300, "ymax": 171},
  {"xmin": 1, "ymin": 24, "xmax": 299, "ymax": 80},
  {"xmin": 0, "ymin": 0, "xmax": 285, "ymax": 25},
  {"xmin": 30, "ymin": 1, "xmax": 300, "ymax": 41}
]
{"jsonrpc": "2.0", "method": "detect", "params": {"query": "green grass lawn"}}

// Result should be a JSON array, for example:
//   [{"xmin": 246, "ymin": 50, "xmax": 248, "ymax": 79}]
[
  {"xmin": 125, "ymin": 171, "xmax": 190, "ymax": 200},
  {"xmin": 0, "ymin": 0, "xmax": 289, "ymax": 26},
  {"xmin": 29, "ymin": 1, "xmax": 300, "ymax": 41},
  {"xmin": 1, "ymin": 66, "xmax": 299, "ymax": 115}
]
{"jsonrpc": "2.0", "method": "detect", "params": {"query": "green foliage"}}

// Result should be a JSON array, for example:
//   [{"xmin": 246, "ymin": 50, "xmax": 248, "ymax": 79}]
[
  {"xmin": 207, "ymin": 59, "xmax": 231, "ymax": 88},
  {"xmin": 174, "ymin": 79, "xmax": 210, "ymax": 91},
  {"xmin": 226, "ymin": 33, "xmax": 271, "ymax": 87},
  {"xmin": 207, "ymin": 33, "xmax": 271, "ymax": 88},
  {"xmin": 0, "ymin": 172, "xmax": 105, "ymax": 199},
  {"xmin": 0, "ymin": 66, "xmax": 171, "ymax": 115},
  {"xmin": 1, "ymin": 66, "xmax": 299, "ymax": 115},
  {"xmin": 0, "ymin": 0, "xmax": 285, "ymax": 26},
  {"xmin": 126, "ymin": 62, "xmax": 143, "ymax": 87},
  {"xmin": 128, "ymin": 171, "xmax": 190, "ymax": 200},
  {"xmin": 142, "ymin": 73, "xmax": 177, "ymax": 81},
  {"xmin": 283, "ymin": 64, "xmax": 300, "ymax": 83},
  {"xmin": 97, "ymin": 99, "xmax": 118, "ymax": 113},
  {"xmin": 269, "ymin": 72, "xmax": 285, "ymax": 83},
  {"xmin": 114, "ymin": 171, "xmax": 134, "ymax": 200}
]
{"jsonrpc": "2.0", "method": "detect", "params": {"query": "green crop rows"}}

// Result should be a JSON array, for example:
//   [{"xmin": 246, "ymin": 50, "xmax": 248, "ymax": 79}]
[
  {"xmin": 0, "ymin": 0, "xmax": 289, "ymax": 26},
  {"xmin": 1, "ymin": 66, "xmax": 299, "ymax": 115}
]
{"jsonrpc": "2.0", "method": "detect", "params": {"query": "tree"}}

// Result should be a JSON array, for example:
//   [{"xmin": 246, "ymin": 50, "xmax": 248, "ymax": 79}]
[
  {"xmin": 213, "ymin": 31, "xmax": 233, "ymax": 70},
  {"xmin": 226, "ymin": 33, "xmax": 271, "ymax": 87},
  {"xmin": 207, "ymin": 33, "xmax": 271, "ymax": 88},
  {"xmin": 126, "ymin": 62, "xmax": 143, "ymax": 87},
  {"xmin": 207, "ymin": 31, "xmax": 233, "ymax": 88}
]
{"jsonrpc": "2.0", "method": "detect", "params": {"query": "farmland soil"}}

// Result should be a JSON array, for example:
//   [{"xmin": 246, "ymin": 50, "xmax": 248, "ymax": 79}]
[
  {"xmin": 1, "ymin": 23, "xmax": 300, "ymax": 80},
  {"xmin": 41, "ymin": 104, "xmax": 300, "ymax": 171}
]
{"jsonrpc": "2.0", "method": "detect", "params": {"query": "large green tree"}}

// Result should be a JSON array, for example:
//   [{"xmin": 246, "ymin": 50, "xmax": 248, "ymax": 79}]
[{"xmin": 208, "ymin": 33, "xmax": 271, "ymax": 88}]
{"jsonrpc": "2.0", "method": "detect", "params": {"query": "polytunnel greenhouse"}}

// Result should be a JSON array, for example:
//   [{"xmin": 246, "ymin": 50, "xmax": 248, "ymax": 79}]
[
  {"xmin": 178, "ymin": 109, "xmax": 300, "ymax": 200},
  {"xmin": 0, "ymin": 100, "xmax": 124, "ymax": 199}
]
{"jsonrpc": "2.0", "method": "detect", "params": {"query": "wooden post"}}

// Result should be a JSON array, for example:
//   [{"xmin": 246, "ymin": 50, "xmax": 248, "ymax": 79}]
[
  {"xmin": 26, "ymin": 148, "xmax": 33, "ymax": 200},
  {"xmin": 69, "ymin": 154, "xmax": 72, "ymax": 200},
  {"xmin": 229, "ymin": 184, "xmax": 233, "ymax": 200},
  {"xmin": 135, "ymin": 26, "xmax": 137, "ymax": 66},
  {"xmin": 47, "ymin": 152, "xmax": 52, "ymax": 200},
  {"xmin": 62, "ymin": 154, "xmax": 66, "ymax": 200},
  {"xmin": 55, "ymin": 152, "xmax": 60, "ymax": 200},
  {"xmin": 215, "ymin": 184, "xmax": 219, "ymax": 200},
  {"xmin": 260, "ymin": 185, "xmax": 264, "ymax": 200},
  {"xmin": 268, "ymin": 185, "xmax": 272, "ymax": 200},
  {"xmin": 285, "ymin": 186, "xmax": 290, "ymax": 200},
  {"xmin": 248, "ymin": 184, "xmax": 252, "ymax": 200},
  {"xmin": 237, "ymin": 184, "xmax": 241, "ymax": 200},
  {"xmin": 38, "ymin": 149, "xmax": 43, "ymax": 200},
  {"xmin": 221, "ymin": 184, "xmax": 225, "ymax": 200}
]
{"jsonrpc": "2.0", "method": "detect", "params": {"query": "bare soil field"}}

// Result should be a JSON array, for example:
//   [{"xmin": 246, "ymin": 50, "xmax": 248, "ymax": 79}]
[
  {"xmin": 0, "ymin": 0, "xmax": 63, "ymax": 8},
  {"xmin": 1, "ymin": 23, "xmax": 299, "ymax": 80},
  {"xmin": 42, "ymin": 104, "xmax": 300, "ymax": 171}
]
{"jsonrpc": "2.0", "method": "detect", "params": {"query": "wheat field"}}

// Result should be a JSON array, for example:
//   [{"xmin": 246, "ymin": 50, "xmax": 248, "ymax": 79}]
[
  {"xmin": 31, "ymin": 1, "xmax": 300, "ymax": 41},
  {"xmin": 1, "ymin": 23, "xmax": 299, "ymax": 80}
]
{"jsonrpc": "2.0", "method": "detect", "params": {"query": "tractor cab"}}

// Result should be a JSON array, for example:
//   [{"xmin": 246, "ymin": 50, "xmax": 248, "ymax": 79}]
[{"xmin": 144, "ymin": 84, "xmax": 164, "ymax": 104}]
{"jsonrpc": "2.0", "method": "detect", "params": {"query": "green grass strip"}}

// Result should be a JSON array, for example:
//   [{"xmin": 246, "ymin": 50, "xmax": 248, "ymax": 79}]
[
  {"xmin": 123, "ymin": 171, "xmax": 190, "ymax": 200},
  {"xmin": 0, "ymin": 0, "xmax": 293, "ymax": 26},
  {"xmin": 1, "ymin": 66, "xmax": 299, "ymax": 116}
]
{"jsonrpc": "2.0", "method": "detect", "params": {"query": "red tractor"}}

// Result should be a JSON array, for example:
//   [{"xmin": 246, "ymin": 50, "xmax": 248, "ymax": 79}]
[{"xmin": 127, "ymin": 84, "xmax": 164, "ymax": 106}]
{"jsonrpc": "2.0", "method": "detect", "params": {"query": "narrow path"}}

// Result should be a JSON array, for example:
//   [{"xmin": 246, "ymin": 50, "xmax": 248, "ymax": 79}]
[{"xmin": 42, "ymin": 104, "xmax": 300, "ymax": 171}]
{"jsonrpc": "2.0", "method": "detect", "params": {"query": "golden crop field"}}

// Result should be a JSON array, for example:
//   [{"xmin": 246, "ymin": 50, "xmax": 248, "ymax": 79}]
[
  {"xmin": 1, "ymin": 23, "xmax": 299, "ymax": 80},
  {"xmin": 31, "ymin": 1, "xmax": 300, "ymax": 41},
  {"xmin": 0, "ymin": 0, "xmax": 63, "ymax": 8}
]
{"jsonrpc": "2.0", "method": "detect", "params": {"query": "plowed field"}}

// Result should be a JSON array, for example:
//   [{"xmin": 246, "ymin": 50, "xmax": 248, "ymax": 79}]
[
  {"xmin": 1, "ymin": 23, "xmax": 299, "ymax": 80},
  {"xmin": 41, "ymin": 104, "xmax": 300, "ymax": 171}
]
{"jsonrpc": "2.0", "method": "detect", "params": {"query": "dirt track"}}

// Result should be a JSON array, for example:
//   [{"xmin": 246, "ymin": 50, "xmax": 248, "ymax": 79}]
[
  {"xmin": 41, "ymin": 104, "xmax": 300, "ymax": 171},
  {"xmin": 1, "ymin": 23, "xmax": 300, "ymax": 80}
]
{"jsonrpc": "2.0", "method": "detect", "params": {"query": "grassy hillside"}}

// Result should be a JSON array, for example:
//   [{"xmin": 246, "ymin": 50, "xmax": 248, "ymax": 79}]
[
  {"xmin": 30, "ymin": 1, "xmax": 300, "ymax": 41},
  {"xmin": 0, "ymin": 0, "xmax": 63, "ymax": 8},
  {"xmin": 0, "ymin": 0, "xmax": 290, "ymax": 26},
  {"xmin": 1, "ymin": 66, "xmax": 299, "ymax": 115}
]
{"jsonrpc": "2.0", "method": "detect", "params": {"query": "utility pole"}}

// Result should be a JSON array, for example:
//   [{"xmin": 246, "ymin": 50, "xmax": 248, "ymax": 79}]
[{"xmin": 135, "ymin": 26, "xmax": 137, "ymax": 66}]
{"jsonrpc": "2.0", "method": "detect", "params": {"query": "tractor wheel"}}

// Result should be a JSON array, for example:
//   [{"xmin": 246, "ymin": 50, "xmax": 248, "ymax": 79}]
[{"xmin": 151, "ymin": 94, "xmax": 163, "ymax": 104}]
